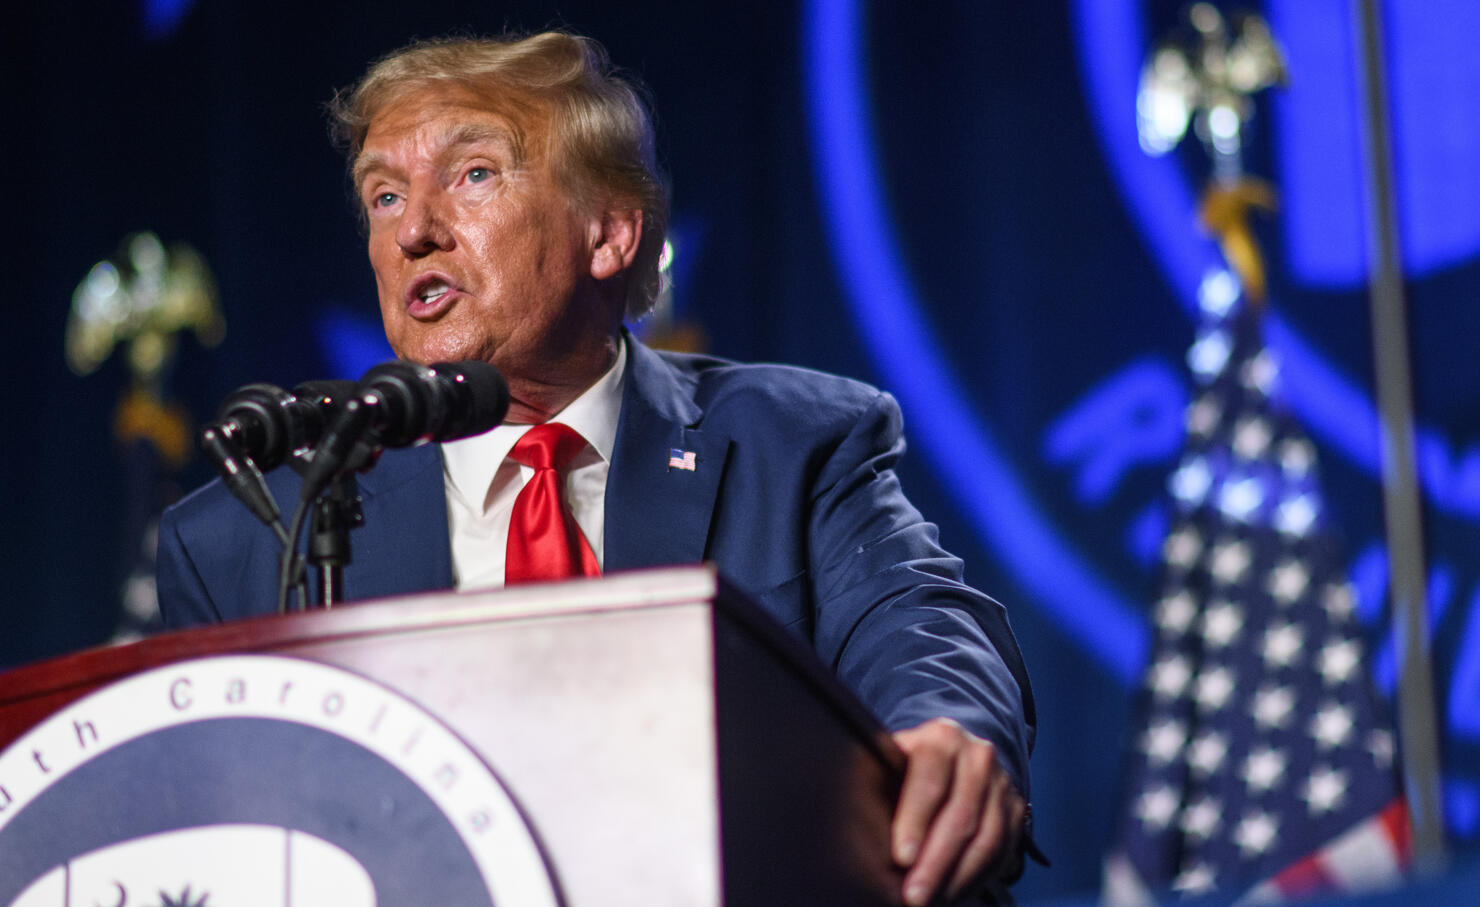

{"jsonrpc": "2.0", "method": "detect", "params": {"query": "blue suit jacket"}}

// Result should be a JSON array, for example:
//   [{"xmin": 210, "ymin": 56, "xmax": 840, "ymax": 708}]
[{"xmin": 158, "ymin": 338, "xmax": 1036, "ymax": 794}]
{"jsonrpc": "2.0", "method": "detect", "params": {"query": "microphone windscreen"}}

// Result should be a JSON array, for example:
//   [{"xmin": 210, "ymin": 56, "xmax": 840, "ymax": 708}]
[
  {"xmin": 431, "ymin": 360, "xmax": 509, "ymax": 438},
  {"xmin": 357, "ymin": 361, "xmax": 438, "ymax": 447},
  {"xmin": 213, "ymin": 383, "xmax": 292, "ymax": 469},
  {"xmin": 289, "ymin": 379, "xmax": 357, "ymax": 450},
  {"xmin": 293, "ymin": 379, "xmax": 356, "ymax": 405}
]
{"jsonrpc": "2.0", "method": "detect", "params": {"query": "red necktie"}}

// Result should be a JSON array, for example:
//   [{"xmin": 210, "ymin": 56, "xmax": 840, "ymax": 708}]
[{"xmin": 505, "ymin": 422, "xmax": 601, "ymax": 584}]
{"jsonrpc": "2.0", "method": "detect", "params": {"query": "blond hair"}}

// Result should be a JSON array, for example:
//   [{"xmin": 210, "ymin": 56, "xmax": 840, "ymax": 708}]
[{"xmin": 330, "ymin": 32, "xmax": 668, "ymax": 318}]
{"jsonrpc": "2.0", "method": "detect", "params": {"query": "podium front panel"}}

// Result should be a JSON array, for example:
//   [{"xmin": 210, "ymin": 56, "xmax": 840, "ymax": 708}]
[{"xmin": 0, "ymin": 567, "xmax": 903, "ymax": 905}]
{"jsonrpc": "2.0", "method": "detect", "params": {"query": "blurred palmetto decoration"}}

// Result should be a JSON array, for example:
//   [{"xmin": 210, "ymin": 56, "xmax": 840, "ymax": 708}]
[
  {"xmin": 67, "ymin": 232, "xmax": 223, "ymax": 382},
  {"xmin": 1136, "ymin": 3, "xmax": 1286, "ymax": 160},
  {"xmin": 67, "ymin": 232, "xmax": 224, "ymax": 639},
  {"xmin": 1137, "ymin": 2, "xmax": 1287, "ymax": 304}
]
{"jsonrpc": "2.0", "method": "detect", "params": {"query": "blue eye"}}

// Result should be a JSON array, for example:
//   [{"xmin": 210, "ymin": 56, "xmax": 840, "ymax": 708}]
[
  {"xmin": 373, "ymin": 192, "xmax": 398, "ymax": 209},
  {"xmin": 467, "ymin": 167, "xmax": 491, "ymax": 183}
]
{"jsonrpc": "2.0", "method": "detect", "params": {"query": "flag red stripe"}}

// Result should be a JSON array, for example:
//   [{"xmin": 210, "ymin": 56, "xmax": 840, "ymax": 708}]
[
  {"xmin": 1274, "ymin": 852, "xmax": 1335, "ymax": 899},
  {"xmin": 1378, "ymin": 798, "xmax": 1412, "ymax": 866}
]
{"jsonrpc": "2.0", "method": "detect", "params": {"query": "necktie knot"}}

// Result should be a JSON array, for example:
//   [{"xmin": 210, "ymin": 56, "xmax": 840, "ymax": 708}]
[
  {"xmin": 510, "ymin": 422, "xmax": 588, "ymax": 472},
  {"xmin": 504, "ymin": 421, "xmax": 600, "ymax": 584}
]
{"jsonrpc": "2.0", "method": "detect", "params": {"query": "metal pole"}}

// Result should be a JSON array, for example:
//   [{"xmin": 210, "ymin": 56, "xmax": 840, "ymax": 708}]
[{"xmin": 1351, "ymin": 0, "xmax": 1446, "ymax": 872}]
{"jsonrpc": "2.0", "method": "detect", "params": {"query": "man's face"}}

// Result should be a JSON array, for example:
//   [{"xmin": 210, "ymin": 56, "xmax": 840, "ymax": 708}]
[{"xmin": 355, "ymin": 83, "xmax": 618, "ymax": 388}]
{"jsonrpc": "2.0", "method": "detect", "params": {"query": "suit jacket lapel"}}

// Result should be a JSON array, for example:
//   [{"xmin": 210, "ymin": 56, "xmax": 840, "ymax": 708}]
[
  {"xmin": 605, "ymin": 338, "xmax": 730, "ymax": 571},
  {"xmin": 349, "ymin": 442, "xmax": 455, "ymax": 598},
  {"xmin": 342, "ymin": 337, "xmax": 725, "ymax": 590}
]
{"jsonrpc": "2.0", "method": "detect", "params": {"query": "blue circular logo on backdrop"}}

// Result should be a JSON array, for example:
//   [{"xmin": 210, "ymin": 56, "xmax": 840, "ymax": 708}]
[
  {"xmin": 803, "ymin": 0, "xmax": 1480, "ymax": 838},
  {"xmin": 802, "ymin": 0, "xmax": 1480, "ymax": 683}
]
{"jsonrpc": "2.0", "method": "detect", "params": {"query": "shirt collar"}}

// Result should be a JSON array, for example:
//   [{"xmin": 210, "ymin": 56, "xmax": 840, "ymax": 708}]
[{"xmin": 442, "ymin": 339, "xmax": 628, "ymax": 507}]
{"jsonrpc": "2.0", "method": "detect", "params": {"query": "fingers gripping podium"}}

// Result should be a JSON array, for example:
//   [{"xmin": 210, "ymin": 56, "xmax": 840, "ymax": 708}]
[{"xmin": 0, "ymin": 567, "xmax": 906, "ymax": 906}]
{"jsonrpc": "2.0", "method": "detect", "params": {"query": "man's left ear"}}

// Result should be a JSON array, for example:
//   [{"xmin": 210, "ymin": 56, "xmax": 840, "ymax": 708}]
[{"xmin": 589, "ymin": 208, "xmax": 644, "ymax": 281}]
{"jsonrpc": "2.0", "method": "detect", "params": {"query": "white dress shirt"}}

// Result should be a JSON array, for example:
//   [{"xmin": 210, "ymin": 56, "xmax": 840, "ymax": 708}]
[{"xmin": 441, "ymin": 341, "xmax": 627, "ymax": 591}]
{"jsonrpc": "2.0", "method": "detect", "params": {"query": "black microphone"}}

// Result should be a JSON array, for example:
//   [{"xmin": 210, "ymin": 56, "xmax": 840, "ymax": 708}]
[
  {"xmin": 201, "ymin": 380, "xmax": 357, "ymax": 535},
  {"xmin": 209, "ymin": 380, "xmax": 357, "ymax": 472},
  {"xmin": 292, "ymin": 379, "xmax": 358, "ymax": 421},
  {"xmin": 417, "ymin": 360, "xmax": 510, "ymax": 441},
  {"xmin": 301, "ymin": 360, "xmax": 508, "ymax": 499}
]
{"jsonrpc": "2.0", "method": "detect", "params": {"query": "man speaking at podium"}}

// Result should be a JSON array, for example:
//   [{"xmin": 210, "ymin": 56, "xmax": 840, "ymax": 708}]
[{"xmin": 157, "ymin": 31, "xmax": 1036, "ymax": 905}]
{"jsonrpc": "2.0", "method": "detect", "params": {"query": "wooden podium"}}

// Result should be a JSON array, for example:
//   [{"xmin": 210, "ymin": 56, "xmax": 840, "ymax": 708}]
[{"xmin": 0, "ymin": 566, "xmax": 906, "ymax": 905}]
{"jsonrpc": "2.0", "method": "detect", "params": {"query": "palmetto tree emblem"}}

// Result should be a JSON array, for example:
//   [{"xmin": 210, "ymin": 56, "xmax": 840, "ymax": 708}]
[{"xmin": 153, "ymin": 886, "xmax": 210, "ymax": 907}]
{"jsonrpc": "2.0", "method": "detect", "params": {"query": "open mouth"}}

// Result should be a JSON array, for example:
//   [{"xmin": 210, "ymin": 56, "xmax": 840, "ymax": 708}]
[
  {"xmin": 417, "ymin": 280, "xmax": 451, "ymax": 304},
  {"xmin": 405, "ymin": 274, "xmax": 458, "ymax": 317}
]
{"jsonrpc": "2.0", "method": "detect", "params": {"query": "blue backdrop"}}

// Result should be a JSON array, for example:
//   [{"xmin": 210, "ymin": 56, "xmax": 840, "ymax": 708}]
[{"xmin": 7, "ymin": 1, "xmax": 1479, "ymax": 899}]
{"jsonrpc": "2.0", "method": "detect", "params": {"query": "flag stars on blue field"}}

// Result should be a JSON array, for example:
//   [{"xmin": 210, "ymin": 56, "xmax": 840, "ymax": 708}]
[
  {"xmin": 1145, "ymin": 717, "xmax": 1188, "ymax": 765},
  {"xmin": 1188, "ymin": 396, "xmax": 1222, "ymax": 438},
  {"xmin": 1252, "ymin": 684, "xmax": 1297, "ymax": 730},
  {"xmin": 1188, "ymin": 731, "xmax": 1230, "ymax": 776},
  {"xmin": 1190, "ymin": 330, "xmax": 1234, "ymax": 379},
  {"xmin": 1240, "ymin": 350, "xmax": 1279, "ymax": 397},
  {"xmin": 1181, "ymin": 797, "xmax": 1222, "ymax": 842},
  {"xmin": 1275, "ymin": 493, "xmax": 1319, "ymax": 537},
  {"xmin": 1157, "ymin": 591, "xmax": 1198, "ymax": 635},
  {"xmin": 1242, "ymin": 746, "xmax": 1288, "ymax": 793},
  {"xmin": 1319, "ymin": 640, "xmax": 1362, "ymax": 685},
  {"xmin": 1150, "ymin": 653, "xmax": 1194, "ymax": 699},
  {"xmin": 1235, "ymin": 811, "xmax": 1280, "ymax": 856},
  {"xmin": 1268, "ymin": 559, "xmax": 1311, "ymax": 604},
  {"xmin": 1194, "ymin": 666, "xmax": 1237, "ymax": 711},
  {"xmin": 1368, "ymin": 729, "xmax": 1395, "ymax": 768},
  {"xmin": 1303, "ymin": 767, "xmax": 1350, "ymax": 814},
  {"xmin": 1165, "ymin": 526, "xmax": 1204, "ymax": 569},
  {"xmin": 1201, "ymin": 601, "xmax": 1245, "ymax": 647},
  {"xmin": 1173, "ymin": 861, "xmax": 1216, "ymax": 895},
  {"xmin": 1199, "ymin": 269, "xmax": 1241, "ymax": 316},
  {"xmin": 1262, "ymin": 621, "xmax": 1304, "ymax": 668},
  {"xmin": 1210, "ymin": 539, "xmax": 1253, "ymax": 583},
  {"xmin": 1279, "ymin": 438, "xmax": 1314, "ymax": 477},
  {"xmin": 1172, "ymin": 457, "xmax": 1214, "ymax": 505},
  {"xmin": 1311, "ymin": 703, "xmax": 1356, "ymax": 749},
  {"xmin": 1219, "ymin": 475, "xmax": 1265, "ymax": 521},
  {"xmin": 1323, "ymin": 583, "xmax": 1357, "ymax": 621},
  {"xmin": 1109, "ymin": 281, "xmax": 1406, "ymax": 899},
  {"xmin": 1233, "ymin": 416, "xmax": 1274, "ymax": 459},
  {"xmin": 1139, "ymin": 784, "xmax": 1181, "ymax": 829}
]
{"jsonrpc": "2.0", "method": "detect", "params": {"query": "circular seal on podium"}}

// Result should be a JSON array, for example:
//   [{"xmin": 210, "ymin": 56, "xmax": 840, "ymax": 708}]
[{"xmin": 0, "ymin": 655, "xmax": 562, "ymax": 907}]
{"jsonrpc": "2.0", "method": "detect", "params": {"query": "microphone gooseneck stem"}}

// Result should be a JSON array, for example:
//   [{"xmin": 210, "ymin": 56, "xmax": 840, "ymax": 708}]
[{"xmin": 308, "ymin": 474, "xmax": 361, "ymax": 608}]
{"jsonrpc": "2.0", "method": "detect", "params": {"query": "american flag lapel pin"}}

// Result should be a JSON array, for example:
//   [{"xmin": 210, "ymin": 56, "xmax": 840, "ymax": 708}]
[{"xmin": 667, "ymin": 448, "xmax": 697, "ymax": 472}]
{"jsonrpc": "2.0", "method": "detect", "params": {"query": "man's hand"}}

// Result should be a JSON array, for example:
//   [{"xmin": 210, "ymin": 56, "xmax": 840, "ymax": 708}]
[{"xmin": 891, "ymin": 718, "xmax": 1027, "ymax": 906}]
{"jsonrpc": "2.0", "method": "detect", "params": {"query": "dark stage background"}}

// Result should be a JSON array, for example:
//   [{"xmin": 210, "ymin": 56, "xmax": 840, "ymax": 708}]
[{"xmin": 7, "ymin": 1, "xmax": 1480, "ymax": 900}]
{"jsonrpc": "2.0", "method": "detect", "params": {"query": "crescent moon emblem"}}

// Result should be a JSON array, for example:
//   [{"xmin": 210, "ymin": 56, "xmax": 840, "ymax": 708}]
[{"xmin": 95, "ymin": 880, "xmax": 126, "ymax": 907}]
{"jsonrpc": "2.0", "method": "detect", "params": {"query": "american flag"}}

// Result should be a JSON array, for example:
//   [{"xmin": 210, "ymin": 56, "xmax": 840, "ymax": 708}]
[
  {"xmin": 1104, "ymin": 271, "xmax": 1409, "ymax": 903},
  {"xmin": 668, "ymin": 449, "xmax": 697, "ymax": 471}
]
